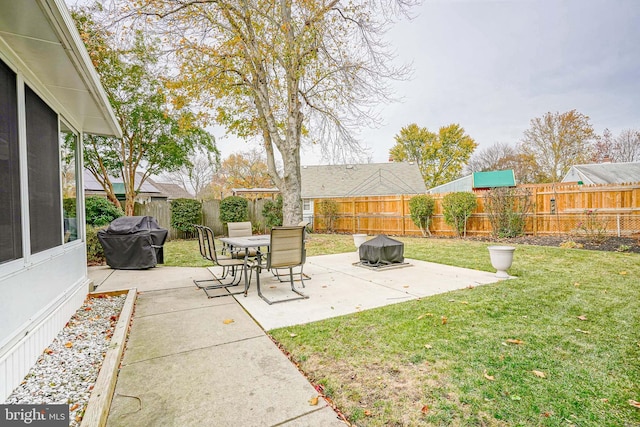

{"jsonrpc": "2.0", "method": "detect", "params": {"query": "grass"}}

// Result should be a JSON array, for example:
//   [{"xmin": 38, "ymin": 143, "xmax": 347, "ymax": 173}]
[{"xmin": 164, "ymin": 233, "xmax": 640, "ymax": 426}]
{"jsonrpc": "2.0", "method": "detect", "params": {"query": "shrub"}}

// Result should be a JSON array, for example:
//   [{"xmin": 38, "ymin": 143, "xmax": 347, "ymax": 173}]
[
  {"xmin": 86, "ymin": 225, "xmax": 106, "ymax": 264},
  {"xmin": 262, "ymin": 195, "xmax": 283, "ymax": 229},
  {"xmin": 409, "ymin": 194, "xmax": 435, "ymax": 236},
  {"xmin": 219, "ymin": 196, "xmax": 249, "ymax": 224},
  {"xmin": 575, "ymin": 209, "xmax": 609, "ymax": 244},
  {"xmin": 170, "ymin": 198, "xmax": 202, "ymax": 235},
  {"xmin": 316, "ymin": 199, "xmax": 339, "ymax": 233},
  {"xmin": 85, "ymin": 196, "xmax": 124, "ymax": 227},
  {"xmin": 442, "ymin": 192, "xmax": 477, "ymax": 237},
  {"xmin": 484, "ymin": 187, "xmax": 533, "ymax": 238}
]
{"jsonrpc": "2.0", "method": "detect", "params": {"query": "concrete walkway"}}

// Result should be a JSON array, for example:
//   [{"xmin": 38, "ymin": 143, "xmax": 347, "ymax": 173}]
[{"xmin": 90, "ymin": 253, "xmax": 503, "ymax": 426}]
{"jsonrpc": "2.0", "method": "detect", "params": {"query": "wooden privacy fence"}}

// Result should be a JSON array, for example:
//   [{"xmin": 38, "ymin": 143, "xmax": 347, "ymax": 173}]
[
  {"xmin": 312, "ymin": 182, "xmax": 640, "ymax": 237},
  {"xmin": 135, "ymin": 199, "xmax": 269, "ymax": 240}
]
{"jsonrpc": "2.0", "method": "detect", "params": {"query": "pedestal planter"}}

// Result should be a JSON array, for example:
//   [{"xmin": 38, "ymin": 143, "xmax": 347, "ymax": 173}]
[
  {"xmin": 488, "ymin": 245, "xmax": 515, "ymax": 278},
  {"xmin": 353, "ymin": 233, "xmax": 367, "ymax": 250}
]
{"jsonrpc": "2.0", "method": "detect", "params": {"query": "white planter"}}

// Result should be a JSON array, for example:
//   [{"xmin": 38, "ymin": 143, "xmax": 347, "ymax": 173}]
[
  {"xmin": 353, "ymin": 234, "xmax": 368, "ymax": 250},
  {"xmin": 488, "ymin": 246, "xmax": 515, "ymax": 278}
]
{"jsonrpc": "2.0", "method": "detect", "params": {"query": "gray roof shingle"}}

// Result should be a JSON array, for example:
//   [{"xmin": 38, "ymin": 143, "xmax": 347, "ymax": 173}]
[
  {"xmin": 562, "ymin": 162, "xmax": 640, "ymax": 185},
  {"xmin": 300, "ymin": 162, "xmax": 426, "ymax": 198}
]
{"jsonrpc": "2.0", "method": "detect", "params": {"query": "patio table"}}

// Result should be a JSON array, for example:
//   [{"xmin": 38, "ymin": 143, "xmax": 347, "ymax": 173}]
[{"xmin": 218, "ymin": 235, "xmax": 270, "ymax": 294}]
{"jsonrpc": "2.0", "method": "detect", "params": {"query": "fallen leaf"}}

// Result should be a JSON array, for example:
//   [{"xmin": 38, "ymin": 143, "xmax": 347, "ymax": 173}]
[
  {"xmin": 620, "ymin": 271, "xmax": 627, "ymax": 275},
  {"xmin": 421, "ymin": 405, "xmax": 429, "ymax": 414},
  {"xmin": 574, "ymin": 282, "xmax": 580, "ymax": 287},
  {"xmin": 309, "ymin": 396, "xmax": 319, "ymax": 406},
  {"xmin": 44, "ymin": 348, "xmax": 53, "ymax": 355},
  {"xmin": 575, "ymin": 328, "xmax": 591, "ymax": 334},
  {"xmin": 364, "ymin": 409, "xmax": 372, "ymax": 416},
  {"xmin": 269, "ymin": 286, "xmax": 277, "ymax": 289},
  {"xmin": 417, "ymin": 313, "xmax": 433, "ymax": 320},
  {"xmin": 64, "ymin": 342, "xmax": 73, "ymax": 348},
  {"xmin": 403, "ymin": 285, "xmax": 409, "ymax": 288},
  {"xmin": 601, "ymin": 398, "xmax": 609, "ymax": 403},
  {"xmin": 424, "ymin": 344, "xmax": 432, "ymax": 349},
  {"xmin": 483, "ymin": 370, "xmax": 495, "ymax": 381},
  {"xmin": 448, "ymin": 299, "xmax": 455, "ymax": 302},
  {"xmin": 532, "ymin": 370, "xmax": 546, "ymax": 378},
  {"xmin": 541, "ymin": 411, "xmax": 553, "ymax": 417},
  {"xmin": 441, "ymin": 316, "xmax": 448, "ymax": 325},
  {"xmin": 505, "ymin": 339, "xmax": 524, "ymax": 345},
  {"xmin": 289, "ymin": 333, "xmax": 297, "ymax": 338},
  {"xmin": 511, "ymin": 395, "xmax": 521, "ymax": 401},
  {"xmin": 629, "ymin": 400, "xmax": 640, "ymax": 409},
  {"xmin": 322, "ymin": 285, "xmax": 327, "ymax": 288},
  {"xmin": 460, "ymin": 301, "xmax": 469, "ymax": 305},
  {"xmin": 70, "ymin": 403, "xmax": 79, "ymax": 411},
  {"xmin": 577, "ymin": 315, "xmax": 587, "ymax": 321},
  {"xmin": 222, "ymin": 319, "xmax": 234, "ymax": 325}
]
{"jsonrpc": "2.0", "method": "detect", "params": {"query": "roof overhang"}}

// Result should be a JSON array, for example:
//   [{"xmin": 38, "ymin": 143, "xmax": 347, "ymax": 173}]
[{"xmin": 0, "ymin": 0, "xmax": 121, "ymax": 137}]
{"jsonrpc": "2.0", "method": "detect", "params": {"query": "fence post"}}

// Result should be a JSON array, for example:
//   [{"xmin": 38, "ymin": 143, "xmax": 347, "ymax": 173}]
[
  {"xmin": 401, "ymin": 194, "xmax": 406, "ymax": 235},
  {"xmin": 617, "ymin": 214, "xmax": 621, "ymax": 237}
]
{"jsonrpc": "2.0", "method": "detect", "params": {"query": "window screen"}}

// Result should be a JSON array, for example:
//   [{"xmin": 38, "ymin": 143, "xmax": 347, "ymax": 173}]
[
  {"xmin": 25, "ymin": 86, "xmax": 62, "ymax": 254},
  {"xmin": 0, "ymin": 59, "xmax": 22, "ymax": 264}
]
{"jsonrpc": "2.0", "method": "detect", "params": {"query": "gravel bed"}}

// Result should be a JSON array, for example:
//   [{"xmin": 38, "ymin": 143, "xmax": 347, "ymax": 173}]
[{"xmin": 4, "ymin": 293, "xmax": 126, "ymax": 426}]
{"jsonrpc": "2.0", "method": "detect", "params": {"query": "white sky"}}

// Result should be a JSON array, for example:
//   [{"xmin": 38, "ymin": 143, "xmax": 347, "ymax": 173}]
[
  {"xmin": 68, "ymin": 0, "xmax": 640, "ymax": 166},
  {"xmin": 215, "ymin": 0, "xmax": 640, "ymax": 165}
]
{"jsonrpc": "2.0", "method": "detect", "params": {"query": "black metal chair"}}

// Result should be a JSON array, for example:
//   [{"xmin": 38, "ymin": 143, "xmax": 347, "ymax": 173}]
[
  {"xmin": 193, "ymin": 225, "xmax": 247, "ymax": 298},
  {"xmin": 253, "ymin": 226, "xmax": 309, "ymax": 305}
]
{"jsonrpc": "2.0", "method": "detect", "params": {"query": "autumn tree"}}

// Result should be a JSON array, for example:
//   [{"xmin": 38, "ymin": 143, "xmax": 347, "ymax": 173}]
[
  {"xmin": 113, "ymin": 0, "xmax": 417, "ymax": 224},
  {"xmin": 390, "ymin": 123, "xmax": 477, "ymax": 188},
  {"xmin": 519, "ymin": 110, "xmax": 596, "ymax": 183},
  {"xmin": 204, "ymin": 150, "xmax": 273, "ymax": 200},
  {"xmin": 73, "ymin": 10, "xmax": 216, "ymax": 215}
]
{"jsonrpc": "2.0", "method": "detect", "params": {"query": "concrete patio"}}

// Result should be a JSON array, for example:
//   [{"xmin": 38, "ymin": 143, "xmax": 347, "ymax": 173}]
[{"xmin": 89, "ymin": 252, "xmax": 503, "ymax": 426}]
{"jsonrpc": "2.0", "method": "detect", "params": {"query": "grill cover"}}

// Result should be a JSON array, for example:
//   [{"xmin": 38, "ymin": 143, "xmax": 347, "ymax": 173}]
[
  {"xmin": 359, "ymin": 235, "xmax": 404, "ymax": 266},
  {"xmin": 98, "ymin": 216, "xmax": 168, "ymax": 269}
]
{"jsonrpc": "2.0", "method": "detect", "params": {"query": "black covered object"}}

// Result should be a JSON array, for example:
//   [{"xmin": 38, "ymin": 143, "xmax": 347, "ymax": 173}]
[
  {"xmin": 359, "ymin": 235, "xmax": 404, "ymax": 266},
  {"xmin": 98, "ymin": 216, "xmax": 168, "ymax": 269}
]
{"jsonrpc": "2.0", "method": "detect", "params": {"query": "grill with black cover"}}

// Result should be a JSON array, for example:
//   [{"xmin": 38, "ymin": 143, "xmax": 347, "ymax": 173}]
[
  {"xmin": 358, "ymin": 234, "xmax": 404, "ymax": 266},
  {"xmin": 98, "ymin": 216, "xmax": 167, "ymax": 269}
]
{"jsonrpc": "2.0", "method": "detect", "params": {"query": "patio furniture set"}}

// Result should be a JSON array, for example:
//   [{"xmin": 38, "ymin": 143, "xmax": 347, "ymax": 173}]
[{"xmin": 193, "ymin": 222, "xmax": 310, "ymax": 304}]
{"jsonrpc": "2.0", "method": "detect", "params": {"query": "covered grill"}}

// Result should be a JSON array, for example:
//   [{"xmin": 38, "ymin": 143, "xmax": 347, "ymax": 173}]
[
  {"xmin": 358, "ymin": 235, "xmax": 404, "ymax": 267},
  {"xmin": 98, "ymin": 216, "xmax": 168, "ymax": 269}
]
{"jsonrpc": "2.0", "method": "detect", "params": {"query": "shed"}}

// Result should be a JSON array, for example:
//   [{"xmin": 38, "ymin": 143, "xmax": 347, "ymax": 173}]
[
  {"xmin": 0, "ymin": 0, "xmax": 121, "ymax": 401},
  {"xmin": 427, "ymin": 170, "xmax": 516, "ymax": 194}
]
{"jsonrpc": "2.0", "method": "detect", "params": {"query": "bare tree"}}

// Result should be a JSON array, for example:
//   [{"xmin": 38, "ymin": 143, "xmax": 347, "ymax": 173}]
[
  {"xmin": 592, "ymin": 128, "xmax": 640, "ymax": 163},
  {"xmin": 612, "ymin": 129, "xmax": 640, "ymax": 162},
  {"xmin": 160, "ymin": 152, "xmax": 219, "ymax": 198},
  {"xmin": 466, "ymin": 142, "xmax": 518, "ymax": 173},
  {"xmin": 110, "ymin": 0, "xmax": 418, "ymax": 224}
]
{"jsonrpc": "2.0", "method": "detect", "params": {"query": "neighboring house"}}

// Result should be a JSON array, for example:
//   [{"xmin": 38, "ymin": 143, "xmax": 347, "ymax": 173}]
[
  {"xmin": 147, "ymin": 180, "xmax": 194, "ymax": 201},
  {"xmin": 84, "ymin": 170, "xmax": 167, "ymax": 203},
  {"xmin": 300, "ymin": 162, "xmax": 427, "ymax": 225},
  {"xmin": 562, "ymin": 162, "xmax": 640, "ymax": 185},
  {"xmin": 427, "ymin": 170, "xmax": 516, "ymax": 194},
  {"xmin": 0, "ymin": 0, "xmax": 121, "ymax": 401}
]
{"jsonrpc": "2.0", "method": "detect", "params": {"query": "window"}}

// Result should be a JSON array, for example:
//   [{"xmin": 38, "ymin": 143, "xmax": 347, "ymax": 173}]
[
  {"xmin": 60, "ymin": 123, "xmax": 79, "ymax": 243},
  {"xmin": 25, "ymin": 86, "xmax": 62, "ymax": 254},
  {"xmin": 303, "ymin": 199, "xmax": 310, "ymax": 211},
  {"xmin": 0, "ymin": 59, "xmax": 22, "ymax": 264}
]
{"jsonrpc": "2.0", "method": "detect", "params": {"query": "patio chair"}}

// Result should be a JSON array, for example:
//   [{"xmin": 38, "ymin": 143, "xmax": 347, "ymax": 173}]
[
  {"xmin": 193, "ymin": 225, "xmax": 247, "ymax": 298},
  {"xmin": 225, "ymin": 221, "xmax": 257, "ymax": 259},
  {"xmin": 252, "ymin": 225, "xmax": 309, "ymax": 305},
  {"xmin": 272, "ymin": 221, "xmax": 311, "ymax": 283}
]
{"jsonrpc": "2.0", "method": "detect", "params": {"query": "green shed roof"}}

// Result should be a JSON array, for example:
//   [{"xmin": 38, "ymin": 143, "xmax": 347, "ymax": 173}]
[{"xmin": 472, "ymin": 170, "xmax": 516, "ymax": 189}]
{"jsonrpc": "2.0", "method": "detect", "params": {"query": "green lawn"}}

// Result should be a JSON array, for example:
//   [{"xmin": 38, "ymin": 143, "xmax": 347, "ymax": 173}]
[{"xmin": 164, "ymin": 234, "xmax": 640, "ymax": 426}]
